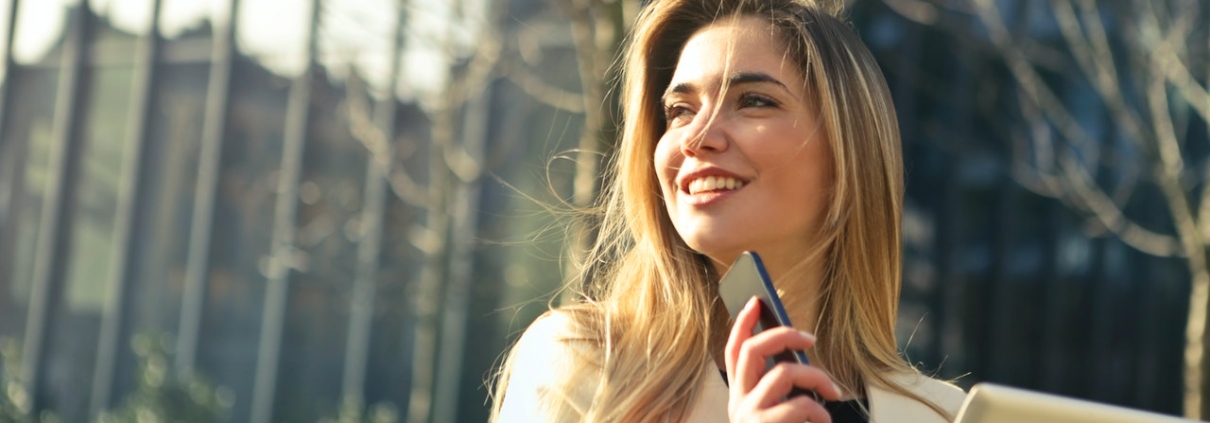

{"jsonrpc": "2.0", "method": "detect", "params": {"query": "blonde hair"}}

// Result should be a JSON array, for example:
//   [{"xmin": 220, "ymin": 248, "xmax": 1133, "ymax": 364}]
[{"xmin": 492, "ymin": 0, "xmax": 948, "ymax": 420}]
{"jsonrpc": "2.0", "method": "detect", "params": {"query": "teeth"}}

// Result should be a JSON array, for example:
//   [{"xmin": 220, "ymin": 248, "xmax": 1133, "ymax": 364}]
[{"xmin": 687, "ymin": 176, "xmax": 744, "ymax": 194}]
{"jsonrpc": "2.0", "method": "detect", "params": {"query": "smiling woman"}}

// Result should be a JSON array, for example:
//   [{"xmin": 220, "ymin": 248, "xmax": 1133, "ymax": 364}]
[
  {"xmin": 655, "ymin": 18, "xmax": 834, "ymax": 291},
  {"xmin": 490, "ymin": 0, "xmax": 965, "ymax": 422}
]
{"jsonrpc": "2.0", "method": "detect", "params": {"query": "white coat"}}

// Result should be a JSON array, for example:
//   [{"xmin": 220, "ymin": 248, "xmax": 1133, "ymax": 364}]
[{"xmin": 496, "ymin": 312, "xmax": 966, "ymax": 423}]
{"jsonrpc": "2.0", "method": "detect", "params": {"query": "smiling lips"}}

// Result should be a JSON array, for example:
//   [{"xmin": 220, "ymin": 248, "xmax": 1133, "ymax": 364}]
[{"xmin": 685, "ymin": 175, "xmax": 746, "ymax": 195}]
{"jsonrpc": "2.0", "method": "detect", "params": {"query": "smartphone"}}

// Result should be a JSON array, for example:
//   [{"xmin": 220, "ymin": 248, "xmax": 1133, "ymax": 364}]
[{"xmin": 718, "ymin": 251, "xmax": 818, "ymax": 399}]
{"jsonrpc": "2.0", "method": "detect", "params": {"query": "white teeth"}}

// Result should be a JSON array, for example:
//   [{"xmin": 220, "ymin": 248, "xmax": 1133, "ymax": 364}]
[{"xmin": 687, "ymin": 176, "xmax": 744, "ymax": 194}]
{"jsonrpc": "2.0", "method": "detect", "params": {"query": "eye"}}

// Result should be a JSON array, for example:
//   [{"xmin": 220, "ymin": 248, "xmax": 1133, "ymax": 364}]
[
  {"xmin": 737, "ymin": 93, "xmax": 778, "ymax": 109},
  {"xmin": 663, "ymin": 103, "xmax": 694, "ymax": 125}
]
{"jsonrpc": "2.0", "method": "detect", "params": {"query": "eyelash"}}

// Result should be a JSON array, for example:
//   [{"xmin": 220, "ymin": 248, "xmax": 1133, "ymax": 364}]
[
  {"xmin": 738, "ymin": 93, "xmax": 778, "ymax": 108},
  {"xmin": 662, "ymin": 92, "xmax": 779, "ymax": 123},
  {"xmin": 663, "ymin": 104, "xmax": 690, "ymax": 121}
]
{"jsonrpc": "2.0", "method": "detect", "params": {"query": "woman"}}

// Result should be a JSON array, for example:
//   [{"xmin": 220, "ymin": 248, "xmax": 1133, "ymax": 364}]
[{"xmin": 491, "ymin": 0, "xmax": 965, "ymax": 421}]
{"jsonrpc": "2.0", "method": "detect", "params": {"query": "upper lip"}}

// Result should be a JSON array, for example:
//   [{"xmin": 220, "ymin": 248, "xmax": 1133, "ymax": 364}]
[{"xmin": 677, "ymin": 166, "xmax": 749, "ymax": 193}]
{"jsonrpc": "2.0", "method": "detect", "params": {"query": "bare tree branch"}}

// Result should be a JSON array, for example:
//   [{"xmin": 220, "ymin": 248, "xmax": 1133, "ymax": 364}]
[
  {"xmin": 1156, "ymin": 47, "xmax": 1210, "ymax": 128},
  {"xmin": 976, "ymin": 0, "xmax": 1161, "ymax": 226},
  {"xmin": 1057, "ymin": 152, "xmax": 1183, "ymax": 256},
  {"xmin": 405, "ymin": 1, "xmax": 504, "ymax": 421},
  {"xmin": 502, "ymin": 58, "xmax": 586, "ymax": 113},
  {"xmin": 545, "ymin": 0, "xmax": 627, "ymax": 299},
  {"xmin": 1134, "ymin": 0, "xmax": 1210, "ymax": 224},
  {"xmin": 892, "ymin": 0, "xmax": 1210, "ymax": 416},
  {"xmin": 1051, "ymin": 0, "xmax": 1148, "ymax": 156},
  {"xmin": 1007, "ymin": 88, "xmax": 1182, "ymax": 256},
  {"xmin": 344, "ymin": 72, "xmax": 430, "ymax": 209},
  {"xmin": 1053, "ymin": 1, "xmax": 1149, "ymax": 155},
  {"xmin": 1141, "ymin": 14, "xmax": 1210, "ymax": 414},
  {"xmin": 881, "ymin": 0, "xmax": 940, "ymax": 25}
]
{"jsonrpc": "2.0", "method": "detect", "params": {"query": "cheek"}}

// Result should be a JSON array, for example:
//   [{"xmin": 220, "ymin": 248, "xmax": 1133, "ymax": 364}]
[
  {"xmin": 653, "ymin": 138, "xmax": 680, "ymax": 188},
  {"xmin": 787, "ymin": 146, "xmax": 834, "ymax": 218},
  {"xmin": 754, "ymin": 136, "xmax": 832, "ymax": 207}
]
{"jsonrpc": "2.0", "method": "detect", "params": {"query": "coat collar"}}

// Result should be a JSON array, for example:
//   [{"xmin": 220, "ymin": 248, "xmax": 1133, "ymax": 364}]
[
  {"xmin": 689, "ymin": 366, "xmax": 966, "ymax": 423},
  {"xmin": 867, "ymin": 371, "xmax": 966, "ymax": 423}
]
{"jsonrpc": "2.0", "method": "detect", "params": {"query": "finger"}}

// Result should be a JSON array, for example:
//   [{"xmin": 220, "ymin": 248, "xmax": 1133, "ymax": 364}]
[
  {"xmin": 748, "ymin": 363, "xmax": 843, "ymax": 407},
  {"xmin": 758, "ymin": 395, "xmax": 833, "ymax": 423},
  {"xmin": 725, "ymin": 297, "xmax": 761, "ymax": 381},
  {"xmin": 745, "ymin": 326, "xmax": 818, "ymax": 356},
  {"xmin": 734, "ymin": 327, "xmax": 817, "ymax": 394}
]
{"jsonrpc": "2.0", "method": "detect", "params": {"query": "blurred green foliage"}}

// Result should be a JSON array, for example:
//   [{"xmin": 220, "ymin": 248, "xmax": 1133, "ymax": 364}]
[
  {"xmin": 0, "ymin": 334, "xmax": 231, "ymax": 423},
  {"xmin": 316, "ymin": 397, "xmax": 398, "ymax": 423},
  {"xmin": 0, "ymin": 338, "xmax": 56, "ymax": 423},
  {"xmin": 95, "ymin": 333, "xmax": 230, "ymax": 423}
]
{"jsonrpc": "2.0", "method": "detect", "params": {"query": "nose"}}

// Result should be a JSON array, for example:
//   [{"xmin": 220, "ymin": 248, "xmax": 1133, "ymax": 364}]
[{"xmin": 680, "ymin": 113, "xmax": 729, "ymax": 157}]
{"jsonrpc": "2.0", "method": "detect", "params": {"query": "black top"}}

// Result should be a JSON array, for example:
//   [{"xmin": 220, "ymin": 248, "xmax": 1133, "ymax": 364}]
[{"xmin": 825, "ymin": 398, "xmax": 869, "ymax": 423}]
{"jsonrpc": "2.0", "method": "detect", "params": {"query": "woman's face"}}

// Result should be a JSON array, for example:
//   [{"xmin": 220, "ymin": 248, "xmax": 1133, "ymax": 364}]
[{"xmin": 655, "ymin": 16, "xmax": 833, "ymax": 269}]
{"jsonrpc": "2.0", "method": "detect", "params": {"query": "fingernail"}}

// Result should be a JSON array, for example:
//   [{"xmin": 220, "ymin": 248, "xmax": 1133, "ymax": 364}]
[
  {"xmin": 747, "ymin": 296, "xmax": 759, "ymax": 309},
  {"xmin": 799, "ymin": 331, "xmax": 816, "ymax": 342},
  {"xmin": 833, "ymin": 382, "xmax": 842, "ymax": 394}
]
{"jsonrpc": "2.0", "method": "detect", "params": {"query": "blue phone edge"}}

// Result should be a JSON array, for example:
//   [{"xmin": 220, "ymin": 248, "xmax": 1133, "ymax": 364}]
[{"xmin": 744, "ymin": 252, "xmax": 811, "ymax": 366}]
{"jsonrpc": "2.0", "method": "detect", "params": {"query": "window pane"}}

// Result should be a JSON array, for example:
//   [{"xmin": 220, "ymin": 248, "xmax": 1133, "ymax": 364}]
[
  {"xmin": 0, "ymin": 67, "xmax": 59, "ymax": 340},
  {"xmin": 43, "ymin": 64, "xmax": 134, "ymax": 421},
  {"xmin": 87, "ymin": 0, "xmax": 149, "ymax": 67},
  {"xmin": 365, "ymin": 192, "xmax": 419, "ymax": 409},
  {"xmin": 0, "ymin": 0, "xmax": 15, "ymax": 81},
  {"xmin": 110, "ymin": 61, "xmax": 211, "ymax": 404},
  {"xmin": 364, "ymin": 112, "xmax": 430, "ymax": 411},
  {"xmin": 195, "ymin": 56, "xmax": 287, "ymax": 423},
  {"xmin": 274, "ymin": 78, "xmax": 367, "ymax": 422},
  {"xmin": 0, "ymin": 0, "xmax": 68, "ymax": 310}
]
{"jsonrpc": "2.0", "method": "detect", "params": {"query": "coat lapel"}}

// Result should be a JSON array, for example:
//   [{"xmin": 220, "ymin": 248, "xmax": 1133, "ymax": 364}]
[
  {"xmin": 691, "ymin": 367, "xmax": 965, "ymax": 422},
  {"xmin": 868, "ymin": 372, "xmax": 966, "ymax": 423}
]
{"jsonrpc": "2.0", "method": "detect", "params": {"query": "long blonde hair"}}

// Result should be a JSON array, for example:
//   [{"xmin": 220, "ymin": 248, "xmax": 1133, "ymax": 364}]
[{"xmin": 492, "ymin": 0, "xmax": 945, "ymax": 420}]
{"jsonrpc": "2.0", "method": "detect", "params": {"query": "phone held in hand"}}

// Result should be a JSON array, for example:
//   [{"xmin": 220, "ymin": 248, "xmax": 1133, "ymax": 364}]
[{"xmin": 718, "ymin": 251, "xmax": 819, "ymax": 400}]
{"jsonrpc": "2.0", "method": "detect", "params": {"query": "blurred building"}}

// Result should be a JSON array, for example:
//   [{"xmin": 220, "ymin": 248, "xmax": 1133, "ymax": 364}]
[{"xmin": 0, "ymin": 0, "xmax": 441, "ymax": 422}]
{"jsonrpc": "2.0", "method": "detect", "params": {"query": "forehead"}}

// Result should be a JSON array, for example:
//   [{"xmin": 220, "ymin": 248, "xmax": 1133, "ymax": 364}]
[{"xmin": 668, "ymin": 16, "xmax": 802, "ymax": 89}]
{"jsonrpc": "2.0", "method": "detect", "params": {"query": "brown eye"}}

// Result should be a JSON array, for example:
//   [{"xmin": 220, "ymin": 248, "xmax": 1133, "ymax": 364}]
[
  {"xmin": 663, "ymin": 104, "xmax": 694, "ymax": 124},
  {"xmin": 737, "ymin": 93, "xmax": 777, "ymax": 108}
]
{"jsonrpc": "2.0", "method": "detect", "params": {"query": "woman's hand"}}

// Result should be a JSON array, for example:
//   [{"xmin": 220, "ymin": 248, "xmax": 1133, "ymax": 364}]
[{"xmin": 725, "ymin": 297, "xmax": 843, "ymax": 423}]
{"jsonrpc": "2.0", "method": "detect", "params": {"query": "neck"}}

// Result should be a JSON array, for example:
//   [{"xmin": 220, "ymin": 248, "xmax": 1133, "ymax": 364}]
[
  {"xmin": 761, "ymin": 251, "xmax": 825, "ymax": 335},
  {"xmin": 709, "ymin": 248, "xmax": 827, "ymax": 371},
  {"xmin": 712, "ymin": 248, "xmax": 826, "ymax": 332}
]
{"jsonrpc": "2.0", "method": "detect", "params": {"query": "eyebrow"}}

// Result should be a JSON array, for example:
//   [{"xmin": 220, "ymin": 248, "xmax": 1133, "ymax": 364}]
[
  {"xmin": 662, "ymin": 71, "xmax": 792, "ymax": 103},
  {"xmin": 729, "ymin": 72, "xmax": 790, "ymax": 93}
]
